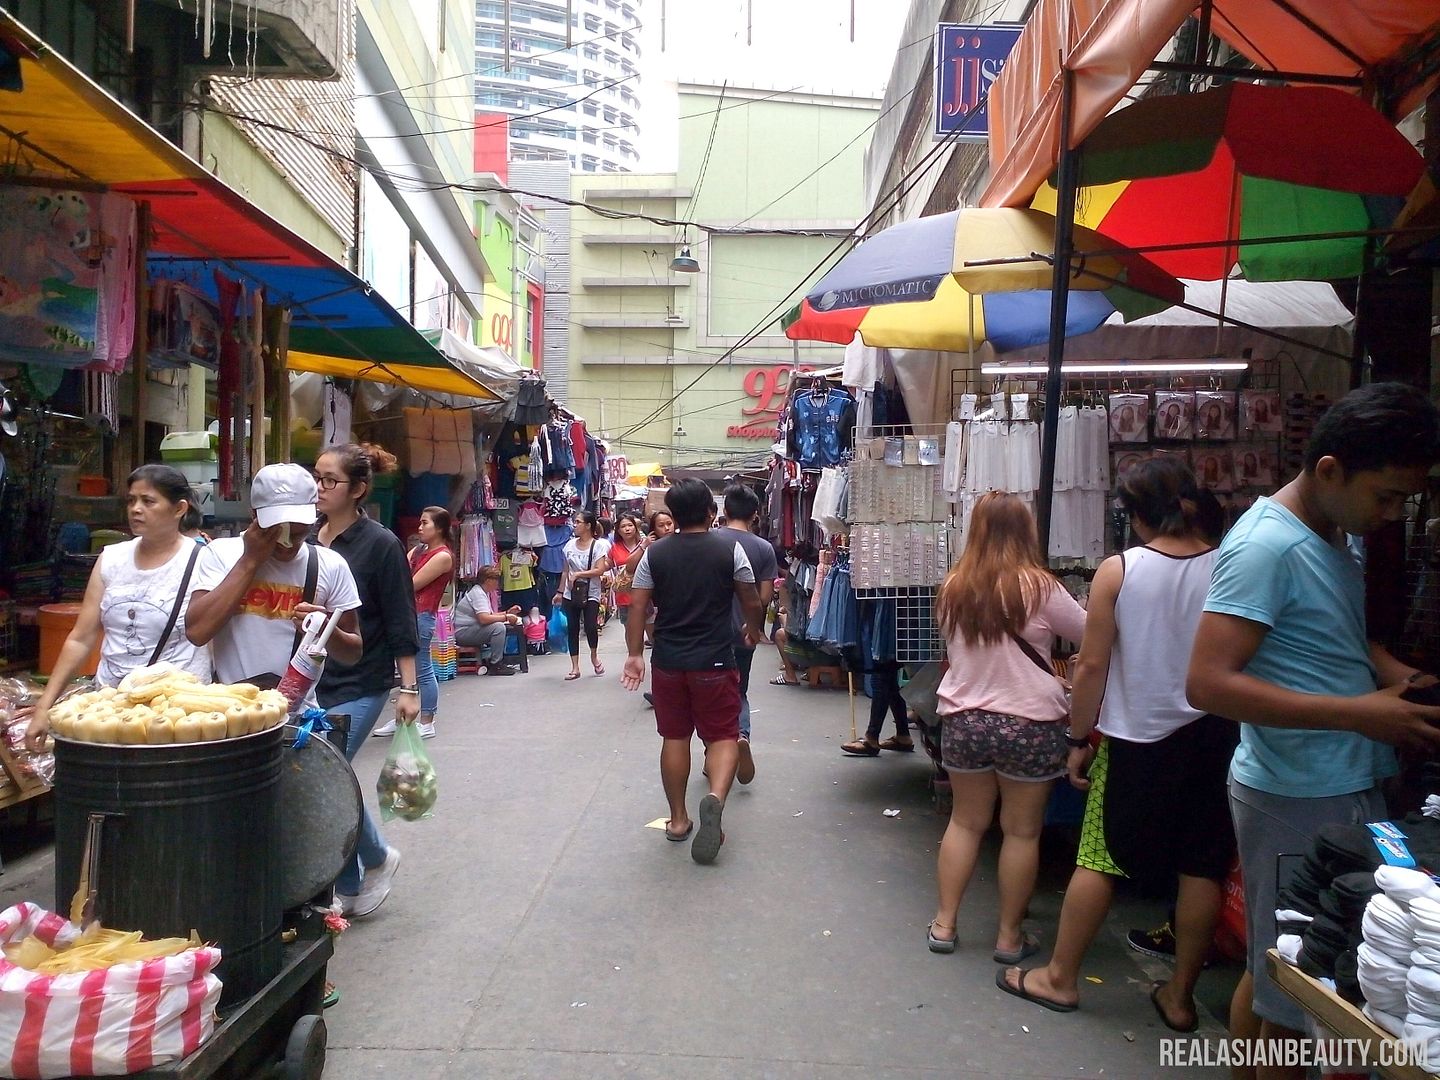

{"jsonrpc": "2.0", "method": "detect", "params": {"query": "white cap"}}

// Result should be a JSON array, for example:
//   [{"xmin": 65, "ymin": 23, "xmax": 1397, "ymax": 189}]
[{"xmin": 251, "ymin": 464, "xmax": 318, "ymax": 529}]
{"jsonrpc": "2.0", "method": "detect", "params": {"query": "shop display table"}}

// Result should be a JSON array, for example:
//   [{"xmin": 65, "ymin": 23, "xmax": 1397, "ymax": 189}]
[{"xmin": 1266, "ymin": 950, "xmax": 1438, "ymax": 1080}]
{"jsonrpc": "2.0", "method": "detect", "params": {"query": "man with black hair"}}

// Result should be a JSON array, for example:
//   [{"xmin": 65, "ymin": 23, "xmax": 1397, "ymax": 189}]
[
  {"xmin": 622, "ymin": 478, "xmax": 766, "ymax": 864},
  {"xmin": 1188, "ymin": 382, "xmax": 1440, "ymax": 1078},
  {"xmin": 719, "ymin": 483, "xmax": 778, "ymax": 786}
]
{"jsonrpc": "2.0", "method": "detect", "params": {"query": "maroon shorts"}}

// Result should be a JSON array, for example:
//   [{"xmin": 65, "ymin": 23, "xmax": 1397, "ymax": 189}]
[{"xmin": 652, "ymin": 667, "xmax": 741, "ymax": 744}]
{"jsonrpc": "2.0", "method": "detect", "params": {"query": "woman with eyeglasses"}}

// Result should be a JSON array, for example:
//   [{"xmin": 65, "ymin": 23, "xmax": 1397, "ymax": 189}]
[{"xmin": 309, "ymin": 442, "xmax": 418, "ymax": 917}]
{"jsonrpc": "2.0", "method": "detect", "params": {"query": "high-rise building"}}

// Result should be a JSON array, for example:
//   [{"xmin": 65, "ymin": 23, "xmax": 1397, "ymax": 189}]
[{"xmin": 474, "ymin": 0, "xmax": 643, "ymax": 173}]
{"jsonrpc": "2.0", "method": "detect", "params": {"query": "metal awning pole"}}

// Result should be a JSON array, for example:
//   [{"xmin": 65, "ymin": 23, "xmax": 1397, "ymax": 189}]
[{"xmin": 1036, "ymin": 68, "xmax": 1079, "ymax": 557}]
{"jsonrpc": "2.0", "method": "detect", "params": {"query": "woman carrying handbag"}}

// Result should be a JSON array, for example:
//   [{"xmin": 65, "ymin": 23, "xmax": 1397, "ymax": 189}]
[{"xmin": 554, "ymin": 510, "xmax": 610, "ymax": 680}]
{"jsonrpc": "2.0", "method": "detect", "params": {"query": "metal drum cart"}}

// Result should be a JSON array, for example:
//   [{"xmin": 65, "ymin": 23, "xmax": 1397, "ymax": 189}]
[{"xmin": 49, "ymin": 719, "xmax": 362, "ymax": 1080}]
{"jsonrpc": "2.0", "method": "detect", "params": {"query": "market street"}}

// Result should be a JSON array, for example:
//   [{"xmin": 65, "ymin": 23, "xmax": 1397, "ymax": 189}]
[
  {"xmin": 0, "ymin": 634, "xmax": 1238, "ymax": 1080},
  {"xmin": 317, "ymin": 631, "xmax": 1232, "ymax": 1079}
]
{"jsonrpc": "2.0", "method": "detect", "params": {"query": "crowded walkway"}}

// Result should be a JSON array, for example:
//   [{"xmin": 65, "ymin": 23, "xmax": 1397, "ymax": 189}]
[{"xmin": 10, "ymin": 621, "xmax": 1232, "ymax": 1078}]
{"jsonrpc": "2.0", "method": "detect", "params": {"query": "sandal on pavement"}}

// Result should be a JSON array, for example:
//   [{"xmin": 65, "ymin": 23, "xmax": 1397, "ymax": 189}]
[
  {"xmin": 665, "ymin": 820, "xmax": 694, "ymax": 842},
  {"xmin": 927, "ymin": 921, "xmax": 957, "ymax": 954},
  {"xmin": 993, "ymin": 933, "xmax": 1040, "ymax": 965},
  {"xmin": 994, "ymin": 967, "xmax": 1077, "ymax": 1013},
  {"xmin": 691, "ymin": 793, "xmax": 724, "ymax": 865},
  {"xmin": 840, "ymin": 739, "xmax": 881, "ymax": 757},
  {"xmin": 1150, "ymin": 981, "xmax": 1199, "ymax": 1033},
  {"xmin": 564, "ymin": 671, "xmax": 581, "ymax": 681},
  {"xmin": 322, "ymin": 982, "xmax": 340, "ymax": 1009},
  {"xmin": 593, "ymin": 661, "xmax": 606, "ymax": 676},
  {"xmin": 770, "ymin": 674, "xmax": 798, "ymax": 686},
  {"xmin": 877, "ymin": 737, "xmax": 914, "ymax": 752}
]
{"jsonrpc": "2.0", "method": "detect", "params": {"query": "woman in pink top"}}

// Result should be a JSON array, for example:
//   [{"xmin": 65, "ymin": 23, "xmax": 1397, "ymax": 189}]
[{"xmin": 927, "ymin": 493, "xmax": 1087, "ymax": 964}]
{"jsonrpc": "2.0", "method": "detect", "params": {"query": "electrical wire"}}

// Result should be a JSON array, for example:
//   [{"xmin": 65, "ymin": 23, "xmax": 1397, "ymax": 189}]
[
  {"xmin": 684, "ymin": 80, "xmax": 727, "ymax": 221},
  {"xmin": 608, "ymin": 92, "xmax": 994, "ymax": 446}
]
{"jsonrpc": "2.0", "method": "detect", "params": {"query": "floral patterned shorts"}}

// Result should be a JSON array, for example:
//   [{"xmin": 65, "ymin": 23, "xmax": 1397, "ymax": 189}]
[{"xmin": 940, "ymin": 709, "xmax": 1067, "ymax": 782}]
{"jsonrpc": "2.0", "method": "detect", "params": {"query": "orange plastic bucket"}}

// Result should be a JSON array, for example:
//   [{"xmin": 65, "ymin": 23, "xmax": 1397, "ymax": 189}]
[{"xmin": 38, "ymin": 604, "xmax": 99, "ymax": 676}]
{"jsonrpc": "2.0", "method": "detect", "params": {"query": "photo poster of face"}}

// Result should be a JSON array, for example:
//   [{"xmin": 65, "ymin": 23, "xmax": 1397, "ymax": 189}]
[
  {"xmin": 1107, "ymin": 392, "xmax": 1149, "ymax": 443},
  {"xmin": 1234, "ymin": 444, "xmax": 1277, "ymax": 489},
  {"xmin": 1153, "ymin": 390, "xmax": 1195, "ymax": 441},
  {"xmin": 1194, "ymin": 390, "xmax": 1236, "ymax": 440},
  {"xmin": 1240, "ymin": 389, "xmax": 1282, "ymax": 435},
  {"xmin": 1192, "ymin": 447, "xmax": 1235, "ymax": 493},
  {"xmin": 1112, "ymin": 449, "xmax": 1151, "ymax": 483}
]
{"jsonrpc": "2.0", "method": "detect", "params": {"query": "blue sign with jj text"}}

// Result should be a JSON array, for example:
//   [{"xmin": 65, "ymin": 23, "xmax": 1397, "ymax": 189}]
[{"xmin": 933, "ymin": 23, "xmax": 1023, "ymax": 140}]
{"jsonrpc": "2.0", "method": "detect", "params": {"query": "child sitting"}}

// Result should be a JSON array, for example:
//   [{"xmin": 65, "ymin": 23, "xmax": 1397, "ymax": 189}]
[{"xmin": 524, "ymin": 607, "xmax": 549, "ymax": 655}]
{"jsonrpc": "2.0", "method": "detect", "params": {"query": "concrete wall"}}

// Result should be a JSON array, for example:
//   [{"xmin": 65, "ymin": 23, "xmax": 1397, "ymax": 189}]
[{"xmin": 565, "ymin": 88, "xmax": 876, "ymax": 466}]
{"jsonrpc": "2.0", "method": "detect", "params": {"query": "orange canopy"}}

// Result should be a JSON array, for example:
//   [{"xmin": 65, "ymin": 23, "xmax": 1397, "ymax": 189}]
[{"xmin": 982, "ymin": 0, "xmax": 1440, "ymax": 210}]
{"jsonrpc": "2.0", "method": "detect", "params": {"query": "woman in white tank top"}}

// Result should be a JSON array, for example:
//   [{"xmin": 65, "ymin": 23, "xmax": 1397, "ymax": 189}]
[
  {"xmin": 998, "ymin": 457, "xmax": 1237, "ymax": 1035},
  {"xmin": 23, "ymin": 465, "xmax": 211, "ymax": 750}
]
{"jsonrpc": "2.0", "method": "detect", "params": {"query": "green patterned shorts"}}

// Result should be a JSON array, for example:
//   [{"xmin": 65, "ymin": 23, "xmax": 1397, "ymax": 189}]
[{"xmin": 1076, "ymin": 737, "xmax": 1125, "ymax": 877}]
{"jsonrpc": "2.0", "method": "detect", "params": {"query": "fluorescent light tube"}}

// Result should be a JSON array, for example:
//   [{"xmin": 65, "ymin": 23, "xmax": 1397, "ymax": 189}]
[{"xmin": 980, "ymin": 361, "xmax": 1251, "ymax": 375}]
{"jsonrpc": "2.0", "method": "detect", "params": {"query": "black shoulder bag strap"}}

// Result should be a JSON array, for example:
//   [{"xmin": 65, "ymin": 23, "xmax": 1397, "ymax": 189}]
[
  {"xmin": 290, "ymin": 542, "xmax": 320, "ymax": 656},
  {"xmin": 1009, "ymin": 631, "xmax": 1055, "ymax": 676},
  {"xmin": 147, "ymin": 543, "xmax": 202, "ymax": 666}
]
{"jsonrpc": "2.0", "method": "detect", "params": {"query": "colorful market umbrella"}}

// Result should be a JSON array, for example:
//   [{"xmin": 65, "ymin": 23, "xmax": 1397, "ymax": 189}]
[
  {"xmin": 1033, "ymin": 83, "xmax": 1426, "ymax": 282},
  {"xmin": 783, "ymin": 207, "xmax": 1183, "ymax": 352}
]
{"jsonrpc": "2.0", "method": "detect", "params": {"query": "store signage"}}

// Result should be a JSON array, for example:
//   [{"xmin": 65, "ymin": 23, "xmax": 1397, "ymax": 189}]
[
  {"xmin": 933, "ymin": 23, "xmax": 1023, "ymax": 140},
  {"xmin": 727, "ymin": 365, "xmax": 813, "ymax": 441},
  {"xmin": 490, "ymin": 313, "xmax": 513, "ymax": 350}
]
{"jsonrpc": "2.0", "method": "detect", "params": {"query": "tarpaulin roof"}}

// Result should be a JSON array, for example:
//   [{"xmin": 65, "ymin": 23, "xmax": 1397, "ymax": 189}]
[
  {"xmin": 982, "ymin": 0, "xmax": 1440, "ymax": 211},
  {"xmin": 0, "ymin": 11, "xmax": 497, "ymax": 400}
]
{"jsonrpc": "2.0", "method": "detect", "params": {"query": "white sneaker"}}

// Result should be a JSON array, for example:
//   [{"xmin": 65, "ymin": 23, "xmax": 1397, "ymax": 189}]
[
  {"xmin": 417, "ymin": 721, "xmax": 437, "ymax": 740},
  {"xmin": 371, "ymin": 718, "xmax": 398, "ymax": 738},
  {"xmin": 350, "ymin": 847, "xmax": 401, "ymax": 918}
]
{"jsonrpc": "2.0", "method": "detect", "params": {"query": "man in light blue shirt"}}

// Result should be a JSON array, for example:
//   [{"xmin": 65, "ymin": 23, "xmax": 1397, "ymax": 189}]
[{"xmin": 1189, "ymin": 383, "xmax": 1440, "ymax": 1078}]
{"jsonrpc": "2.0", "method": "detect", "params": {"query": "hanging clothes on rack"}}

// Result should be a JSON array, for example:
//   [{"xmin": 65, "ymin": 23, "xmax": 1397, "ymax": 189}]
[{"xmin": 788, "ymin": 381, "xmax": 857, "ymax": 470}]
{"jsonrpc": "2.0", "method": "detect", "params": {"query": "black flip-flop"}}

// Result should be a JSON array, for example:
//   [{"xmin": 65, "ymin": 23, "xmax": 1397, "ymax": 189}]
[
  {"xmin": 665, "ymin": 821, "xmax": 694, "ymax": 842},
  {"xmin": 993, "ymin": 933, "xmax": 1040, "ymax": 964},
  {"xmin": 691, "ymin": 793, "xmax": 724, "ymax": 864},
  {"xmin": 1149, "ymin": 981, "xmax": 1199, "ymax": 1033},
  {"xmin": 994, "ymin": 967, "xmax": 1077, "ymax": 1013}
]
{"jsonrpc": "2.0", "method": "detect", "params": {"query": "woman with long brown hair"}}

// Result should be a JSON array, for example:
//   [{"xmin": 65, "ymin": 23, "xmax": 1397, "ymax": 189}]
[
  {"xmin": 927, "ymin": 493, "xmax": 1087, "ymax": 964},
  {"xmin": 406, "ymin": 506, "xmax": 454, "ymax": 738}
]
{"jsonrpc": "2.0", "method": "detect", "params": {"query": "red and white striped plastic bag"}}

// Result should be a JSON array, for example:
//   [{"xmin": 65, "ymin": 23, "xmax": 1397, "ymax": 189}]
[{"xmin": 0, "ymin": 903, "xmax": 221, "ymax": 1078}]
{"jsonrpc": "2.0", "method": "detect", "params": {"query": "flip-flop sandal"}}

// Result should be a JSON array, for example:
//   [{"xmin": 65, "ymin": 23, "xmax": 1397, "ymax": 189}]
[
  {"xmin": 840, "ymin": 740, "xmax": 881, "ymax": 757},
  {"xmin": 593, "ymin": 662, "xmax": 606, "ymax": 676},
  {"xmin": 927, "ymin": 921, "xmax": 957, "ymax": 953},
  {"xmin": 993, "ymin": 933, "xmax": 1040, "ymax": 964},
  {"xmin": 665, "ymin": 820, "xmax": 694, "ymax": 841},
  {"xmin": 769, "ymin": 674, "xmax": 798, "ymax": 686},
  {"xmin": 994, "ymin": 967, "xmax": 1077, "ymax": 1013},
  {"xmin": 1149, "ymin": 981, "xmax": 1199, "ymax": 1033},
  {"xmin": 691, "ymin": 793, "xmax": 724, "ymax": 864},
  {"xmin": 564, "ymin": 671, "xmax": 581, "ymax": 681},
  {"xmin": 322, "ymin": 982, "xmax": 340, "ymax": 1009},
  {"xmin": 878, "ymin": 737, "xmax": 915, "ymax": 752}
]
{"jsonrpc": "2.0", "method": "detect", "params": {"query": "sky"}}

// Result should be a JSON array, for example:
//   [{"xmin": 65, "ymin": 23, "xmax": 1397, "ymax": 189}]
[{"xmin": 637, "ymin": 0, "xmax": 910, "ymax": 170}]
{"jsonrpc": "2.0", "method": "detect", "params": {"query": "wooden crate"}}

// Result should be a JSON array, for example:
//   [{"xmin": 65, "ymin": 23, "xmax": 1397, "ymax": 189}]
[{"xmin": 1266, "ymin": 950, "xmax": 1437, "ymax": 1080}]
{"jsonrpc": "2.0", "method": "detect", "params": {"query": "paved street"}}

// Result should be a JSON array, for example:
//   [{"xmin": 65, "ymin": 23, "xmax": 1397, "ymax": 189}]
[{"xmin": 0, "ymin": 630, "xmax": 1235, "ymax": 1079}]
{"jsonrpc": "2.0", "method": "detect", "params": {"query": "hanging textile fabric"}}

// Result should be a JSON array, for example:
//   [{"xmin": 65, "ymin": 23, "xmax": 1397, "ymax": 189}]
[
  {"xmin": 788, "ymin": 383, "xmax": 856, "ymax": 470},
  {"xmin": 1049, "ymin": 405, "xmax": 1110, "ymax": 561}
]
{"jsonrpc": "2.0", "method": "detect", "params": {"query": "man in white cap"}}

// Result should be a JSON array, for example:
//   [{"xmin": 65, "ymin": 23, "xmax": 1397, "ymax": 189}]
[{"xmin": 187, "ymin": 464, "xmax": 363, "ymax": 701}]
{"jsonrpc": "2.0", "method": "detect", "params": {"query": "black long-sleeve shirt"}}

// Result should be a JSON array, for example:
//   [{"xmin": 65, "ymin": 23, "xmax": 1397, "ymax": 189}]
[{"xmin": 314, "ymin": 514, "xmax": 420, "ymax": 708}]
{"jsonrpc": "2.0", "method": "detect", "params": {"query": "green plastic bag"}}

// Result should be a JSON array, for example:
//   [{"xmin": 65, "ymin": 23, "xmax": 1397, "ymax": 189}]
[{"xmin": 376, "ymin": 721, "xmax": 438, "ymax": 822}]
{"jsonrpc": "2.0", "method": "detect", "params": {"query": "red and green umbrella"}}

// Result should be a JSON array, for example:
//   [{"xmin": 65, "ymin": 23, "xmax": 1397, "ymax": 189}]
[{"xmin": 1033, "ymin": 83, "xmax": 1425, "ymax": 281}]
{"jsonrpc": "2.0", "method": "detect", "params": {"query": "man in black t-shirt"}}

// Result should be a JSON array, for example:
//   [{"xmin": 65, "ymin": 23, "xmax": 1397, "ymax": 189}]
[
  {"xmin": 719, "ymin": 484, "xmax": 777, "ymax": 786},
  {"xmin": 623, "ymin": 479, "xmax": 765, "ymax": 865}
]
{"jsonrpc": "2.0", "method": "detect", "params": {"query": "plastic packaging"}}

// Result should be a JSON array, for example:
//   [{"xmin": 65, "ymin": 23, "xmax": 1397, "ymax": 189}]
[{"xmin": 376, "ymin": 722, "xmax": 438, "ymax": 822}]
